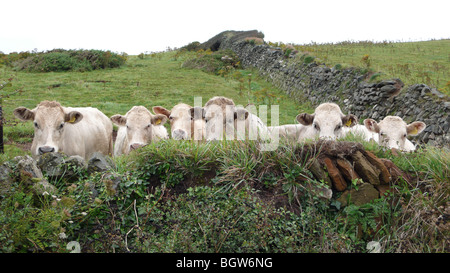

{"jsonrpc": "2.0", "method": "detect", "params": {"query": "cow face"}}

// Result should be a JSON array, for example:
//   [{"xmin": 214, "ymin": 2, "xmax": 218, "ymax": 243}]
[
  {"xmin": 189, "ymin": 106, "xmax": 206, "ymax": 141},
  {"xmin": 14, "ymin": 101, "xmax": 83, "ymax": 156},
  {"xmin": 364, "ymin": 116, "xmax": 426, "ymax": 151},
  {"xmin": 296, "ymin": 103, "xmax": 357, "ymax": 140},
  {"xmin": 111, "ymin": 106, "xmax": 167, "ymax": 153},
  {"xmin": 153, "ymin": 104, "xmax": 193, "ymax": 140}
]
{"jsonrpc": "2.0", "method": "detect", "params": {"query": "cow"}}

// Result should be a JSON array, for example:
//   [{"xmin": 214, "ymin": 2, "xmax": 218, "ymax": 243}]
[
  {"xmin": 363, "ymin": 116, "xmax": 426, "ymax": 152},
  {"xmin": 13, "ymin": 100, "xmax": 113, "ymax": 160},
  {"xmin": 343, "ymin": 124, "xmax": 379, "ymax": 142},
  {"xmin": 153, "ymin": 103, "xmax": 206, "ymax": 141},
  {"xmin": 268, "ymin": 124, "xmax": 305, "ymax": 143},
  {"xmin": 198, "ymin": 96, "xmax": 271, "ymax": 141},
  {"xmin": 295, "ymin": 102, "xmax": 358, "ymax": 141},
  {"xmin": 110, "ymin": 106, "xmax": 168, "ymax": 156}
]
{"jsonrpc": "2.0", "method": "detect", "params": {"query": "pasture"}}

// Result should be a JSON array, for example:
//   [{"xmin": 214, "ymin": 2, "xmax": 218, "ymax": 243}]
[{"xmin": 0, "ymin": 45, "xmax": 448, "ymax": 253}]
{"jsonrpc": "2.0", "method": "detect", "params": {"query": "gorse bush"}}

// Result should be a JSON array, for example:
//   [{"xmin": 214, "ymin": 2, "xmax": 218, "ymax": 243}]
[
  {"xmin": 11, "ymin": 49, "xmax": 127, "ymax": 72},
  {"xmin": 182, "ymin": 49, "xmax": 241, "ymax": 76}
]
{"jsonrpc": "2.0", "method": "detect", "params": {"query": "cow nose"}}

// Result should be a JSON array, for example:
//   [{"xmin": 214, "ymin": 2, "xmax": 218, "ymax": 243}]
[
  {"xmin": 172, "ymin": 129, "xmax": 188, "ymax": 140},
  {"xmin": 130, "ymin": 143, "xmax": 144, "ymax": 150},
  {"xmin": 38, "ymin": 146, "xmax": 55, "ymax": 154}
]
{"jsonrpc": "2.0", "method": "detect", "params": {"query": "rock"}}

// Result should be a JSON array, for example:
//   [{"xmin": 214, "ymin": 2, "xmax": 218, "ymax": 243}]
[
  {"xmin": 337, "ymin": 183, "xmax": 379, "ymax": 207},
  {"xmin": 32, "ymin": 179, "xmax": 57, "ymax": 196},
  {"xmin": 14, "ymin": 155, "xmax": 43, "ymax": 179},
  {"xmin": 37, "ymin": 153, "xmax": 87, "ymax": 181},
  {"xmin": 379, "ymin": 158, "xmax": 413, "ymax": 186},
  {"xmin": 336, "ymin": 158, "xmax": 360, "ymax": 183},
  {"xmin": 87, "ymin": 153, "xmax": 115, "ymax": 174},
  {"xmin": 37, "ymin": 152, "xmax": 65, "ymax": 178},
  {"xmin": 364, "ymin": 151, "xmax": 391, "ymax": 184},
  {"xmin": 308, "ymin": 158, "xmax": 332, "ymax": 187},
  {"xmin": 376, "ymin": 184, "xmax": 391, "ymax": 198},
  {"xmin": 323, "ymin": 157, "xmax": 347, "ymax": 192},
  {"xmin": 351, "ymin": 151, "xmax": 380, "ymax": 186}
]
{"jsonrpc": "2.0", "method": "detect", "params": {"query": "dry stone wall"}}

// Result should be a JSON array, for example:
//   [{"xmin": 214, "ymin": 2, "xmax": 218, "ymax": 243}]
[{"xmin": 218, "ymin": 38, "xmax": 449, "ymax": 147}]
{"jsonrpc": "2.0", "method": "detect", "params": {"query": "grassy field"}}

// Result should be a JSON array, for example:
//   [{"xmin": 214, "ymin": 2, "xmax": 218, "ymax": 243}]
[
  {"xmin": 0, "ymin": 46, "xmax": 448, "ymax": 253},
  {"xmin": 271, "ymin": 39, "xmax": 450, "ymax": 96}
]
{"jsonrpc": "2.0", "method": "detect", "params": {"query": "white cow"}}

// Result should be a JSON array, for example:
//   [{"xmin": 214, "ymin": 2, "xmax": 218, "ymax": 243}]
[
  {"xmin": 153, "ymin": 103, "xmax": 206, "ymax": 141},
  {"xmin": 343, "ymin": 124, "xmax": 379, "ymax": 142},
  {"xmin": 364, "ymin": 116, "xmax": 426, "ymax": 152},
  {"xmin": 294, "ymin": 102, "xmax": 358, "ymax": 141},
  {"xmin": 199, "ymin": 96, "xmax": 271, "ymax": 141},
  {"xmin": 268, "ymin": 124, "xmax": 305, "ymax": 143},
  {"xmin": 13, "ymin": 100, "xmax": 113, "ymax": 160},
  {"xmin": 111, "ymin": 106, "xmax": 168, "ymax": 156}
]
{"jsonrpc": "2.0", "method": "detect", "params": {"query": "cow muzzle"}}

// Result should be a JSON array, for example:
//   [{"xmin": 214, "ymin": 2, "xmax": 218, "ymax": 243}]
[
  {"xmin": 172, "ymin": 129, "xmax": 188, "ymax": 140},
  {"xmin": 38, "ymin": 146, "xmax": 56, "ymax": 155},
  {"xmin": 130, "ymin": 143, "xmax": 145, "ymax": 151}
]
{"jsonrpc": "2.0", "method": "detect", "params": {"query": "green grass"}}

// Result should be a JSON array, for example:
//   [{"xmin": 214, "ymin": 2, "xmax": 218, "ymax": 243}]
[{"xmin": 271, "ymin": 39, "xmax": 450, "ymax": 96}]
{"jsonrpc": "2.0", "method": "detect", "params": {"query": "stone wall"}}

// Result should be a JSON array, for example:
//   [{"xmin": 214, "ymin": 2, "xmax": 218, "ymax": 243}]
[{"xmin": 218, "ymin": 37, "xmax": 449, "ymax": 147}]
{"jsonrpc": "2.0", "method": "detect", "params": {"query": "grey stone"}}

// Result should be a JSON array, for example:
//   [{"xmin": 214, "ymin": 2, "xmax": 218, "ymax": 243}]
[{"xmin": 87, "ymin": 153, "xmax": 115, "ymax": 174}]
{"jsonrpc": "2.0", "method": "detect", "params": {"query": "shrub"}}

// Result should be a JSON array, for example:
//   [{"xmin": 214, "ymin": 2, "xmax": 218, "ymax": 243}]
[
  {"xmin": 11, "ymin": 49, "xmax": 127, "ymax": 72},
  {"xmin": 182, "ymin": 49, "xmax": 241, "ymax": 76}
]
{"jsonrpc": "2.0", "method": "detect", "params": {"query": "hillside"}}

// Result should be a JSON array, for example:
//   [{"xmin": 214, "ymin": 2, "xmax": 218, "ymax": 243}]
[
  {"xmin": 271, "ymin": 39, "xmax": 450, "ymax": 96},
  {"xmin": 0, "ymin": 39, "xmax": 449, "ymax": 254}
]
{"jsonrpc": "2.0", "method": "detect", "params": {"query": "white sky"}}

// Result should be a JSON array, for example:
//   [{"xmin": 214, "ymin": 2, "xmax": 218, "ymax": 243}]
[{"xmin": 1, "ymin": 0, "xmax": 449, "ymax": 55}]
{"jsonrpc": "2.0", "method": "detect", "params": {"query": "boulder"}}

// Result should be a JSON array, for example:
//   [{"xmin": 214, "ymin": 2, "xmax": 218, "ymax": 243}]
[
  {"xmin": 37, "ymin": 153, "xmax": 87, "ymax": 181},
  {"xmin": 14, "ymin": 155, "xmax": 43, "ymax": 179},
  {"xmin": 364, "ymin": 151, "xmax": 391, "ymax": 184},
  {"xmin": 351, "ymin": 151, "xmax": 380, "ymax": 186},
  {"xmin": 336, "ymin": 158, "xmax": 360, "ymax": 183},
  {"xmin": 337, "ymin": 183, "xmax": 380, "ymax": 207},
  {"xmin": 323, "ymin": 157, "xmax": 347, "ymax": 192},
  {"xmin": 87, "ymin": 153, "xmax": 115, "ymax": 174},
  {"xmin": 308, "ymin": 158, "xmax": 332, "ymax": 187}
]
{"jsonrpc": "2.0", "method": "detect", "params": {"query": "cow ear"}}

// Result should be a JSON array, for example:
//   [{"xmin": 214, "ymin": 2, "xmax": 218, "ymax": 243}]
[
  {"xmin": 342, "ymin": 114, "xmax": 358, "ymax": 127},
  {"xmin": 152, "ymin": 106, "xmax": 171, "ymax": 118},
  {"xmin": 111, "ymin": 114, "xmax": 127, "ymax": 126},
  {"xmin": 13, "ymin": 107, "xmax": 35, "ymax": 121},
  {"xmin": 364, "ymin": 119, "xmax": 380, "ymax": 133},
  {"xmin": 234, "ymin": 108, "xmax": 249, "ymax": 120},
  {"xmin": 190, "ymin": 107, "xmax": 205, "ymax": 119},
  {"xmin": 151, "ymin": 114, "xmax": 168, "ymax": 126},
  {"xmin": 65, "ymin": 111, "xmax": 83, "ymax": 124},
  {"xmin": 406, "ymin": 121, "xmax": 426, "ymax": 136},
  {"xmin": 296, "ymin": 113, "xmax": 314, "ymax": 125}
]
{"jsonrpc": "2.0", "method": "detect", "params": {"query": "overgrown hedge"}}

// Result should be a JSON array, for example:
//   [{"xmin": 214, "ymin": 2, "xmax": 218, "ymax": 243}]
[{"xmin": 3, "ymin": 49, "xmax": 127, "ymax": 72}]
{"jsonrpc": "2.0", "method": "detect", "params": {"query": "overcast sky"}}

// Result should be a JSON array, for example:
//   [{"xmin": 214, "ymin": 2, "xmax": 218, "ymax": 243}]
[{"xmin": 1, "ymin": 0, "xmax": 449, "ymax": 55}]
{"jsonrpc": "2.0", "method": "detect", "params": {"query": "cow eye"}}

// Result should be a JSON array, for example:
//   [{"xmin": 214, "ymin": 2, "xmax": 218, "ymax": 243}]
[
  {"xmin": 335, "ymin": 125, "xmax": 342, "ymax": 131},
  {"xmin": 169, "ymin": 116, "xmax": 173, "ymax": 120},
  {"xmin": 59, "ymin": 123, "xmax": 64, "ymax": 130},
  {"xmin": 34, "ymin": 122, "xmax": 39, "ymax": 128},
  {"xmin": 313, "ymin": 123, "xmax": 320, "ymax": 130}
]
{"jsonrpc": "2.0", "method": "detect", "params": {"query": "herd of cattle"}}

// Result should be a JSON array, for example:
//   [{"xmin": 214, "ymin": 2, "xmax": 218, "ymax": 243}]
[{"xmin": 12, "ymin": 96, "xmax": 427, "ymax": 160}]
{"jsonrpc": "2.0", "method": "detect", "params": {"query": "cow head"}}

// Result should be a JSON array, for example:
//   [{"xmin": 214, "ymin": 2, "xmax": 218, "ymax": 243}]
[
  {"xmin": 200, "ymin": 96, "xmax": 237, "ymax": 141},
  {"xmin": 111, "ymin": 106, "xmax": 168, "ymax": 153},
  {"xmin": 364, "ymin": 116, "xmax": 426, "ymax": 151},
  {"xmin": 296, "ymin": 103, "xmax": 357, "ymax": 140},
  {"xmin": 14, "ymin": 101, "xmax": 83, "ymax": 156},
  {"xmin": 153, "ymin": 103, "xmax": 193, "ymax": 140},
  {"xmin": 189, "ymin": 106, "xmax": 206, "ymax": 141}
]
